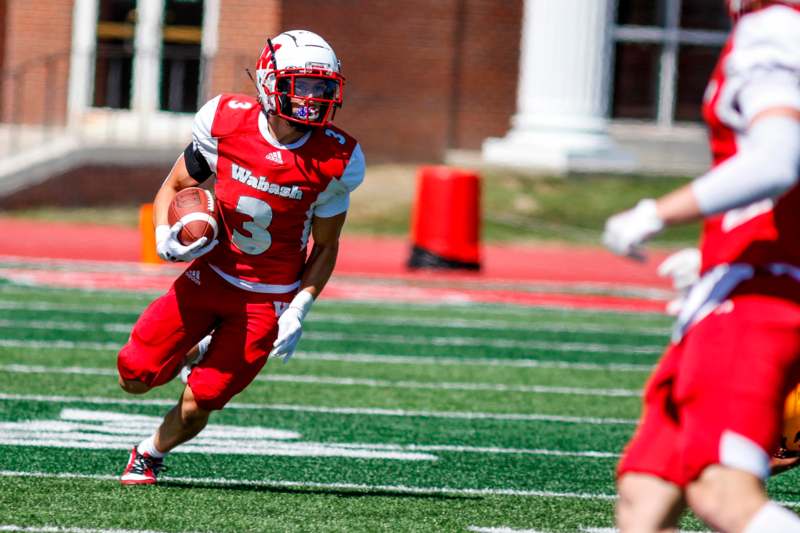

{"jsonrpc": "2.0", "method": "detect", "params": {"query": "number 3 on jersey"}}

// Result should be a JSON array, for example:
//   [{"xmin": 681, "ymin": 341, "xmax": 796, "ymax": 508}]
[{"xmin": 232, "ymin": 196, "xmax": 272, "ymax": 255}]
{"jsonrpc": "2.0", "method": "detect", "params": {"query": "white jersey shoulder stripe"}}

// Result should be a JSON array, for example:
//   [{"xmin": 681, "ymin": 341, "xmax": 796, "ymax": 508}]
[
  {"xmin": 314, "ymin": 143, "xmax": 366, "ymax": 218},
  {"xmin": 192, "ymin": 95, "xmax": 222, "ymax": 174}
]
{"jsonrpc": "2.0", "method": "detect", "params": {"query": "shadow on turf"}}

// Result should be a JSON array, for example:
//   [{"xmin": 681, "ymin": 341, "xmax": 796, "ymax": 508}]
[{"xmin": 157, "ymin": 480, "xmax": 477, "ymax": 501}]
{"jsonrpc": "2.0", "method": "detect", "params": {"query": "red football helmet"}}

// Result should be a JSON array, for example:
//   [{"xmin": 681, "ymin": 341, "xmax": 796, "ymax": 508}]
[
  {"xmin": 727, "ymin": 0, "xmax": 800, "ymax": 20},
  {"xmin": 255, "ymin": 30, "xmax": 344, "ymax": 127}
]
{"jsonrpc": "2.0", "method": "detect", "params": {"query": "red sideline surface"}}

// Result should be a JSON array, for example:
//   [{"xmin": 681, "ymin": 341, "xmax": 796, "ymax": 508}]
[{"xmin": 0, "ymin": 218, "xmax": 673, "ymax": 311}]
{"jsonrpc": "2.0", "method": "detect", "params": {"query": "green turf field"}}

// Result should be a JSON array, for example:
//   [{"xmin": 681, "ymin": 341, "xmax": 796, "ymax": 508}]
[{"xmin": 1, "ymin": 281, "xmax": 799, "ymax": 532}]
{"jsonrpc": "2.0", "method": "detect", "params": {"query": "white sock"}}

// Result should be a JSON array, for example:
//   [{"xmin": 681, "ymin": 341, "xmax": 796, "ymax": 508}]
[
  {"xmin": 744, "ymin": 502, "xmax": 800, "ymax": 533},
  {"xmin": 137, "ymin": 435, "xmax": 166, "ymax": 459}
]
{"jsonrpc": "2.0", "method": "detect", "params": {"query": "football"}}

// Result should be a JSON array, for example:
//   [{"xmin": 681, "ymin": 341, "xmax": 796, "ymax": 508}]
[
  {"xmin": 783, "ymin": 383, "xmax": 800, "ymax": 452},
  {"xmin": 167, "ymin": 187, "xmax": 219, "ymax": 246}
]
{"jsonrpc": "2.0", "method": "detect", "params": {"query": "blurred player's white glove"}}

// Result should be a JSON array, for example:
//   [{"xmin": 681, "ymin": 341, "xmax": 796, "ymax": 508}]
[
  {"xmin": 156, "ymin": 223, "xmax": 218, "ymax": 263},
  {"xmin": 602, "ymin": 199, "xmax": 665, "ymax": 261},
  {"xmin": 658, "ymin": 247, "xmax": 701, "ymax": 315},
  {"xmin": 270, "ymin": 290, "xmax": 314, "ymax": 363},
  {"xmin": 180, "ymin": 334, "xmax": 211, "ymax": 385}
]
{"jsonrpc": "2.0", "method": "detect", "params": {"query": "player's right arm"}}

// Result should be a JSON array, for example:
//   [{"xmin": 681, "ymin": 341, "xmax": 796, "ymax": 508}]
[
  {"xmin": 152, "ymin": 155, "xmax": 202, "ymax": 228},
  {"xmin": 152, "ymin": 154, "xmax": 217, "ymax": 263},
  {"xmin": 152, "ymin": 96, "xmax": 220, "ymax": 262},
  {"xmin": 154, "ymin": 94, "xmax": 220, "ymax": 228},
  {"xmin": 604, "ymin": 13, "xmax": 800, "ymax": 259}
]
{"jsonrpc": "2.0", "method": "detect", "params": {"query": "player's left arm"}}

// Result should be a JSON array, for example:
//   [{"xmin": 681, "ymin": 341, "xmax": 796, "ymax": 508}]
[
  {"xmin": 652, "ymin": 106, "xmax": 800, "ymax": 226},
  {"xmin": 299, "ymin": 212, "xmax": 347, "ymax": 298},
  {"xmin": 270, "ymin": 142, "xmax": 365, "ymax": 362},
  {"xmin": 268, "ymin": 213, "xmax": 349, "ymax": 363}
]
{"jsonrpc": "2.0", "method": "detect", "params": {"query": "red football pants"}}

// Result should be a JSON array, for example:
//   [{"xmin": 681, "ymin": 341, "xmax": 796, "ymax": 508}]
[
  {"xmin": 118, "ymin": 260, "xmax": 289, "ymax": 410},
  {"xmin": 618, "ymin": 280, "xmax": 800, "ymax": 486}
]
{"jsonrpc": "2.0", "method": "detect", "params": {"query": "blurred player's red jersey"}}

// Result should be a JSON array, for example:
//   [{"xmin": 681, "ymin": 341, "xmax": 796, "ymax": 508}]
[
  {"xmin": 197, "ymin": 93, "xmax": 361, "ymax": 289},
  {"xmin": 699, "ymin": 5, "xmax": 800, "ymax": 273}
]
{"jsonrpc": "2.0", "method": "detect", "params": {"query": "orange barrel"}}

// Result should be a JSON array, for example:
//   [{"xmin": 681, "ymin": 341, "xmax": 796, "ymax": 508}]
[
  {"xmin": 408, "ymin": 166, "xmax": 481, "ymax": 270},
  {"xmin": 139, "ymin": 203, "xmax": 163, "ymax": 264}
]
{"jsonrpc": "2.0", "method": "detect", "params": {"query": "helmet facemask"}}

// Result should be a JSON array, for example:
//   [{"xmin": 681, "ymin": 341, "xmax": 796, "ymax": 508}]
[{"xmin": 273, "ymin": 70, "xmax": 343, "ymax": 126}]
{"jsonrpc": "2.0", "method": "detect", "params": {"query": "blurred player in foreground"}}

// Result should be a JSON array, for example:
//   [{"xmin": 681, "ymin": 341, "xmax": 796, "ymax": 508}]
[
  {"xmin": 660, "ymin": 247, "xmax": 800, "ymax": 476},
  {"xmin": 116, "ymin": 30, "xmax": 365, "ymax": 484},
  {"xmin": 603, "ymin": 1, "xmax": 800, "ymax": 531}
]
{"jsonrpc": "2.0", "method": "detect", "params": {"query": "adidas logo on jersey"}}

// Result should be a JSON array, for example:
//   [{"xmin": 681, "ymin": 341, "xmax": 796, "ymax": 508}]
[
  {"xmin": 185, "ymin": 270, "xmax": 201, "ymax": 286},
  {"xmin": 231, "ymin": 163, "xmax": 303, "ymax": 200},
  {"xmin": 265, "ymin": 151, "xmax": 283, "ymax": 164}
]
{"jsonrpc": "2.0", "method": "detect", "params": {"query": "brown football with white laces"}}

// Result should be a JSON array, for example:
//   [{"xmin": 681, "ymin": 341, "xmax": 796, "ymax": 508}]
[{"xmin": 167, "ymin": 187, "xmax": 219, "ymax": 246}]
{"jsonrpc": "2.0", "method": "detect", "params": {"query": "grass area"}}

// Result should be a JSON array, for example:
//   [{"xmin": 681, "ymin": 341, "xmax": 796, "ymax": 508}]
[
  {"xmin": 4, "ymin": 206, "xmax": 144, "ymax": 227},
  {"xmin": 480, "ymin": 171, "xmax": 700, "ymax": 246},
  {"xmin": 2, "ymin": 477, "xmax": 622, "ymax": 533},
  {"xmin": 3, "ymin": 165, "xmax": 702, "ymax": 247},
  {"xmin": 1, "ymin": 279, "xmax": 798, "ymax": 532}
]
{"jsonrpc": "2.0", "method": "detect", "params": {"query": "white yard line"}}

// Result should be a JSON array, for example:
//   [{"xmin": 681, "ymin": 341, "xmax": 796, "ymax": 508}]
[
  {"xmin": 0, "ymin": 339, "xmax": 121, "ymax": 351},
  {"xmin": 0, "ymin": 470, "xmax": 619, "ymax": 500},
  {"xmin": 0, "ymin": 408, "xmax": 619, "ymax": 460},
  {"xmin": 0, "ymin": 259, "xmax": 669, "ymax": 300},
  {"xmin": 0, "ymin": 436, "xmax": 617, "ymax": 460},
  {"xmin": 263, "ymin": 374, "xmax": 641, "ymax": 397},
  {"xmin": 0, "ymin": 315, "xmax": 672, "ymax": 337},
  {"xmin": 0, "ymin": 343, "xmax": 655, "ymax": 372},
  {"xmin": 0, "ymin": 319, "xmax": 131, "ymax": 333},
  {"xmin": 337, "ymin": 443, "xmax": 618, "ymax": 458},
  {"xmin": 0, "ymin": 301, "xmax": 668, "ymax": 354},
  {"xmin": 297, "ymin": 352, "xmax": 653, "ymax": 372},
  {"xmin": 0, "ymin": 300, "xmax": 143, "ymax": 314},
  {"xmin": 0, "ymin": 393, "xmax": 638, "ymax": 425},
  {"xmin": 300, "ymin": 331, "xmax": 663, "ymax": 354},
  {"xmin": 308, "ymin": 315, "xmax": 670, "ymax": 337},
  {"xmin": 0, "ymin": 336, "xmax": 663, "ymax": 359},
  {"xmin": 0, "ymin": 526, "xmax": 198, "ymax": 533},
  {"xmin": 0, "ymin": 305, "xmax": 670, "ymax": 337},
  {"xmin": 0, "ymin": 293, "xmax": 668, "ymax": 320},
  {"xmin": 0, "ymin": 364, "xmax": 643, "ymax": 398}
]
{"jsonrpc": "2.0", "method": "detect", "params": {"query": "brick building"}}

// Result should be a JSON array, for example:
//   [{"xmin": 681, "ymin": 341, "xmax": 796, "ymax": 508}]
[
  {"xmin": 0, "ymin": 0, "xmax": 522, "ymax": 162},
  {"xmin": 0, "ymin": 0, "xmax": 732, "ymax": 205}
]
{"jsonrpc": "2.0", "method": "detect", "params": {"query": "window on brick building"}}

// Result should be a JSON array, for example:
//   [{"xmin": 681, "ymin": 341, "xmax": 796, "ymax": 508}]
[
  {"xmin": 160, "ymin": 0, "xmax": 204, "ymax": 113},
  {"xmin": 94, "ymin": 0, "xmax": 136, "ymax": 109},
  {"xmin": 612, "ymin": 0, "xmax": 729, "ymax": 126}
]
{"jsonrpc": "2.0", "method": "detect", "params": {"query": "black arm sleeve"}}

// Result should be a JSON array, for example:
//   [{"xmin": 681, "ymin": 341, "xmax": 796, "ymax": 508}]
[{"xmin": 184, "ymin": 143, "xmax": 213, "ymax": 183}]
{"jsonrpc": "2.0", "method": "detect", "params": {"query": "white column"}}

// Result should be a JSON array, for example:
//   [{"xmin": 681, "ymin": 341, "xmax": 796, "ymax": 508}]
[
  {"xmin": 67, "ymin": 0, "xmax": 98, "ymax": 125},
  {"xmin": 202, "ymin": 0, "xmax": 220, "ymax": 57},
  {"xmin": 131, "ymin": 0, "xmax": 164, "ymax": 114},
  {"xmin": 200, "ymin": 0, "xmax": 220, "ymax": 102},
  {"xmin": 482, "ymin": 0, "xmax": 634, "ymax": 173}
]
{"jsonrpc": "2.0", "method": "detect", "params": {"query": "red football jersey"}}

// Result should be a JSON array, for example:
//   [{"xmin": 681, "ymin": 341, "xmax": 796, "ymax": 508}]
[
  {"xmin": 699, "ymin": 5, "xmax": 800, "ymax": 273},
  {"xmin": 191, "ymin": 93, "xmax": 364, "ymax": 292}
]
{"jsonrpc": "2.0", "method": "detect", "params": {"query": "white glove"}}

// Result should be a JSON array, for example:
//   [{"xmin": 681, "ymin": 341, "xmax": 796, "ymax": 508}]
[
  {"xmin": 270, "ymin": 290, "xmax": 314, "ymax": 363},
  {"xmin": 658, "ymin": 247, "xmax": 701, "ymax": 315},
  {"xmin": 156, "ymin": 223, "xmax": 218, "ymax": 263},
  {"xmin": 180, "ymin": 334, "xmax": 212, "ymax": 385},
  {"xmin": 602, "ymin": 199, "xmax": 665, "ymax": 260}
]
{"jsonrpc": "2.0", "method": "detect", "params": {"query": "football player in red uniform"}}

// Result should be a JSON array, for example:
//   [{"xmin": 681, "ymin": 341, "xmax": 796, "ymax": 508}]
[
  {"xmin": 603, "ymin": 1, "xmax": 800, "ymax": 531},
  {"xmin": 117, "ymin": 30, "xmax": 365, "ymax": 485}
]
